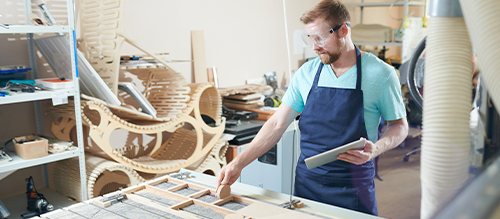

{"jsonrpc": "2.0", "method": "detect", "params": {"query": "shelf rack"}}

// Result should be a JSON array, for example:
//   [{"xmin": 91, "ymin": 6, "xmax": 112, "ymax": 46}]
[
  {"xmin": 0, "ymin": 0, "xmax": 88, "ymax": 204},
  {"xmin": 0, "ymin": 150, "xmax": 79, "ymax": 173},
  {"xmin": 0, "ymin": 25, "xmax": 70, "ymax": 34},
  {"xmin": 0, "ymin": 88, "xmax": 75, "ymax": 105},
  {"xmin": 345, "ymin": 0, "xmax": 426, "ymax": 53}
]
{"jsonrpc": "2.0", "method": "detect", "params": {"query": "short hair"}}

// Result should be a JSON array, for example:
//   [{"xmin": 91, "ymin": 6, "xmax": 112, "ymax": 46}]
[{"xmin": 300, "ymin": 0, "xmax": 351, "ymax": 28}]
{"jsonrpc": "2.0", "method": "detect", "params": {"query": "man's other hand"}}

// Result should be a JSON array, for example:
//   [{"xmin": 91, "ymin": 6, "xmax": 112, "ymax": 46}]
[{"xmin": 337, "ymin": 138, "xmax": 376, "ymax": 165}]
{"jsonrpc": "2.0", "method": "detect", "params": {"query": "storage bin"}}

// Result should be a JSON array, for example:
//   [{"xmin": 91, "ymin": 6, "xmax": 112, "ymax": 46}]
[{"xmin": 14, "ymin": 135, "xmax": 48, "ymax": 160}]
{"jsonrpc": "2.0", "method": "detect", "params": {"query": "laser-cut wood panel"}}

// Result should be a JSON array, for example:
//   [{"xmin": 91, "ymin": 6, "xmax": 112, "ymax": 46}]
[{"xmin": 79, "ymin": 0, "xmax": 124, "ymax": 95}]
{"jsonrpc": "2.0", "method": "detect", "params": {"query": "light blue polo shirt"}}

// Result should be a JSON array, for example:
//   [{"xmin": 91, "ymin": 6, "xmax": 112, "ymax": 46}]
[{"xmin": 283, "ymin": 52, "xmax": 406, "ymax": 142}]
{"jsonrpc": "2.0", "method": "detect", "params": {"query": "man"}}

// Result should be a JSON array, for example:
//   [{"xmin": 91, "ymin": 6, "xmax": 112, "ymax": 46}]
[{"xmin": 216, "ymin": 0, "xmax": 408, "ymax": 216}]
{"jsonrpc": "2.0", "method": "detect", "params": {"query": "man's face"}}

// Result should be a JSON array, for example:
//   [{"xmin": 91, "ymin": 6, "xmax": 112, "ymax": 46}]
[
  {"xmin": 304, "ymin": 19, "xmax": 345, "ymax": 65},
  {"xmin": 315, "ymin": 34, "xmax": 343, "ymax": 65}
]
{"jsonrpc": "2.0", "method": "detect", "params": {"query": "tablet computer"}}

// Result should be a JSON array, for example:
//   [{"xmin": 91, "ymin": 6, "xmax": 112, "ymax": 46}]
[{"xmin": 305, "ymin": 138, "xmax": 366, "ymax": 169}]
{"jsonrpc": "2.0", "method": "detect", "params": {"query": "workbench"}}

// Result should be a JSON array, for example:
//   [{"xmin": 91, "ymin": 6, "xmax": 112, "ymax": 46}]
[{"xmin": 34, "ymin": 169, "xmax": 382, "ymax": 219}]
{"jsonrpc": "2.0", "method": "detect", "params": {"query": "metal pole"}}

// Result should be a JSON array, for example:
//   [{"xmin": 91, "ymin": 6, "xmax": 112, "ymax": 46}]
[
  {"xmin": 66, "ymin": 0, "xmax": 88, "ymax": 201},
  {"xmin": 24, "ymin": 0, "xmax": 50, "ymax": 188},
  {"xmin": 404, "ymin": 0, "xmax": 409, "ymax": 19}
]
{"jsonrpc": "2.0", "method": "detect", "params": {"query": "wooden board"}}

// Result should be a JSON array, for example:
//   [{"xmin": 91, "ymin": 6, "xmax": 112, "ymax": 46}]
[
  {"xmin": 218, "ymin": 84, "xmax": 273, "ymax": 97},
  {"xmin": 225, "ymin": 107, "xmax": 276, "ymax": 121},
  {"xmin": 191, "ymin": 30, "xmax": 208, "ymax": 83}
]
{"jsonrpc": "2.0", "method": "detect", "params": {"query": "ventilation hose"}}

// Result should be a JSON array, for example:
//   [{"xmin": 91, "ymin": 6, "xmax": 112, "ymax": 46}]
[
  {"xmin": 420, "ymin": 16, "xmax": 472, "ymax": 219},
  {"xmin": 459, "ymin": 0, "xmax": 500, "ymax": 109}
]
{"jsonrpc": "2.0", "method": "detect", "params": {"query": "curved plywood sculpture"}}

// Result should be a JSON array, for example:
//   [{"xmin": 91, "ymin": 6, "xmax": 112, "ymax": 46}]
[
  {"xmin": 78, "ymin": 80, "xmax": 225, "ymax": 174},
  {"xmin": 187, "ymin": 137, "xmax": 229, "ymax": 176}
]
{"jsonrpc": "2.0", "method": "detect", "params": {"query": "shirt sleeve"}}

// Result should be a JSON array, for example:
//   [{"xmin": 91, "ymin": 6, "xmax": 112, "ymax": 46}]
[
  {"xmin": 377, "ymin": 69, "xmax": 407, "ymax": 121},
  {"xmin": 282, "ymin": 68, "xmax": 305, "ymax": 113}
]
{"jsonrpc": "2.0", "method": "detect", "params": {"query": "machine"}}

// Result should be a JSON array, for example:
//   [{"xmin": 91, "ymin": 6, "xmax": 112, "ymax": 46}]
[{"xmin": 238, "ymin": 121, "xmax": 300, "ymax": 195}]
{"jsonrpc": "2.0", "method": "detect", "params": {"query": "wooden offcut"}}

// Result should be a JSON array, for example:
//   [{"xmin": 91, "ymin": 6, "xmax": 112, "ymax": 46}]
[{"xmin": 215, "ymin": 185, "xmax": 231, "ymax": 199}]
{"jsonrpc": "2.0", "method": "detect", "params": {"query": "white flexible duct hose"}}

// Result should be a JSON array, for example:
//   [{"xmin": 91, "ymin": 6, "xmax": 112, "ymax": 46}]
[
  {"xmin": 459, "ymin": 0, "xmax": 500, "ymax": 109},
  {"xmin": 421, "ymin": 17, "xmax": 472, "ymax": 219}
]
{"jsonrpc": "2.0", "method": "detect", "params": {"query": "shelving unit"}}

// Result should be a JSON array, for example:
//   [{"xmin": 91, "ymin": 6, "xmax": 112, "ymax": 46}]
[
  {"xmin": 0, "ymin": 88, "xmax": 75, "ymax": 105},
  {"xmin": 0, "ymin": 0, "xmax": 87, "ymax": 215},
  {"xmin": 0, "ymin": 25, "xmax": 70, "ymax": 34},
  {"xmin": 345, "ymin": 0, "xmax": 426, "ymax": 48},
  {"xmin": 344, "ymin": 1, "xmax": 426, "ymax": 8},
  {"xmin": 0, "ymin": 150, "xmax": 79, "ymax": 173}
]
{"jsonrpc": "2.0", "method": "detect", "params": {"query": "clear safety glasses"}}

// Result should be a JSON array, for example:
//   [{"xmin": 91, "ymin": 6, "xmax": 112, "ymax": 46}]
[{"xmin": 301, "ymin": 22, "xmax": 350, "ymax": 47}]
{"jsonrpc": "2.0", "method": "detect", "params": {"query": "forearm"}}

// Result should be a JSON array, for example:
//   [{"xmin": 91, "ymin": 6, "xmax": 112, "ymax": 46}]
[
  {"xmin": 373, "ymin": 118, "xmax": 408, "ymax": 156},
  {"xmin": 231, "ymin": 104, "xmax": 299, "ymax": 169},
  {"xmin": 232, "ymin": 117, "xmax": 289, "ymax": 169}
]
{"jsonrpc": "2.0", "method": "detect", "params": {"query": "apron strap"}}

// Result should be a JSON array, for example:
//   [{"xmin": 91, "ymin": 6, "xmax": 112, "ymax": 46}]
[
  {"xmin": 312, "ymin": 62, "xmax": 324, "ymax": 88},
  {"xmin": 312, "ymin": 45, "xmax": 361, "ymax": 90},
  {"xmin": 355, "ymin": 46, "xmax": 362, "ymax": 90}
]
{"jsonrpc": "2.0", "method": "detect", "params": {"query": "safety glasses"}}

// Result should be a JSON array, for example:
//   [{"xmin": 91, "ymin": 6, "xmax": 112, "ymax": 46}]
[{"xmin": 301, "ymin": 22, "xmax": 350, "ymax": 47}]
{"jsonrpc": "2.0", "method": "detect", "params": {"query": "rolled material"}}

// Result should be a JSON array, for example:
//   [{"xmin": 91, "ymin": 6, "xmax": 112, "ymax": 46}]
[
  {"xmin": 421, "ymin": 16, "xmax": 472, "ymax": 219},
  {"xmin": 53, "ymin": 154, "xmax": 145, "ymax": 201}
]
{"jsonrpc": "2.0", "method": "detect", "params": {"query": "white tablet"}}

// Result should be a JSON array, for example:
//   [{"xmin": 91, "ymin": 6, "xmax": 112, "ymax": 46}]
[{"xmin": 304, "ymin": 138, "xmax": 366, "ymax": 169}]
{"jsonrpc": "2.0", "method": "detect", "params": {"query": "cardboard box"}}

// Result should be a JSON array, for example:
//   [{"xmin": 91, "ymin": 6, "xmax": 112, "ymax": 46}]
[{"xmin": 14, "ymin": 135, "xmax": 48, "ymax": 160}]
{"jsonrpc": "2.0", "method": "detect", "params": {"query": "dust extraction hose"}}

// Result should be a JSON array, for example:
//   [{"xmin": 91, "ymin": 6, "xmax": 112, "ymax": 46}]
[
  {"xmin": 422, "ymin": 1, "xmax": 500, "ymax": 218},
  {"xmin": 459, "ymin": 0, "xmax": 500, "ymax": 110},
  {"xmin": 421, "ymin": 16, "xmax": 472, "ymax": 219}
]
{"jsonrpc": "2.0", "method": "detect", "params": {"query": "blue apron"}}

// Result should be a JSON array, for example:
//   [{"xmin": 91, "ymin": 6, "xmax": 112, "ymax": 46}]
[{"xmin": 294, "ymin": 47, "xmax": 378, "ymax": 216}]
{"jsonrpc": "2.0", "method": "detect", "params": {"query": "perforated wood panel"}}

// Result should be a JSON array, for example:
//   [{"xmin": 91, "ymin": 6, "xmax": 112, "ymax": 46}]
[
  {"xmin": 120, "ymin": 65, "xmax": 191, "ymax": 119},
  {"xmin": 79, "ymin": 0, "xmax": 124, "ymax": 95}
]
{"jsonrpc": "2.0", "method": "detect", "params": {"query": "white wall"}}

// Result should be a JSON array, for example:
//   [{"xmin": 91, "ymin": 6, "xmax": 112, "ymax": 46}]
[{"xmin": 118, "ymin": 0, "xmax": 306, "ymax": 88}]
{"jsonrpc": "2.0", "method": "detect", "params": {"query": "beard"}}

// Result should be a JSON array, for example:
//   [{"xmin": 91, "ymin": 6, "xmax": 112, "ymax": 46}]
[{"xmin": 317, "ymin": 37, "xmax": 344, "ymax": 65}]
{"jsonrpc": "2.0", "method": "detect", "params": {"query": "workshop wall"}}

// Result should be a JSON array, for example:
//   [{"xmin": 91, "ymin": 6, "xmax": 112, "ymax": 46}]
[{"xmin": 118, "ymin": 0, "xmax": 293, "ymax": 88}]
